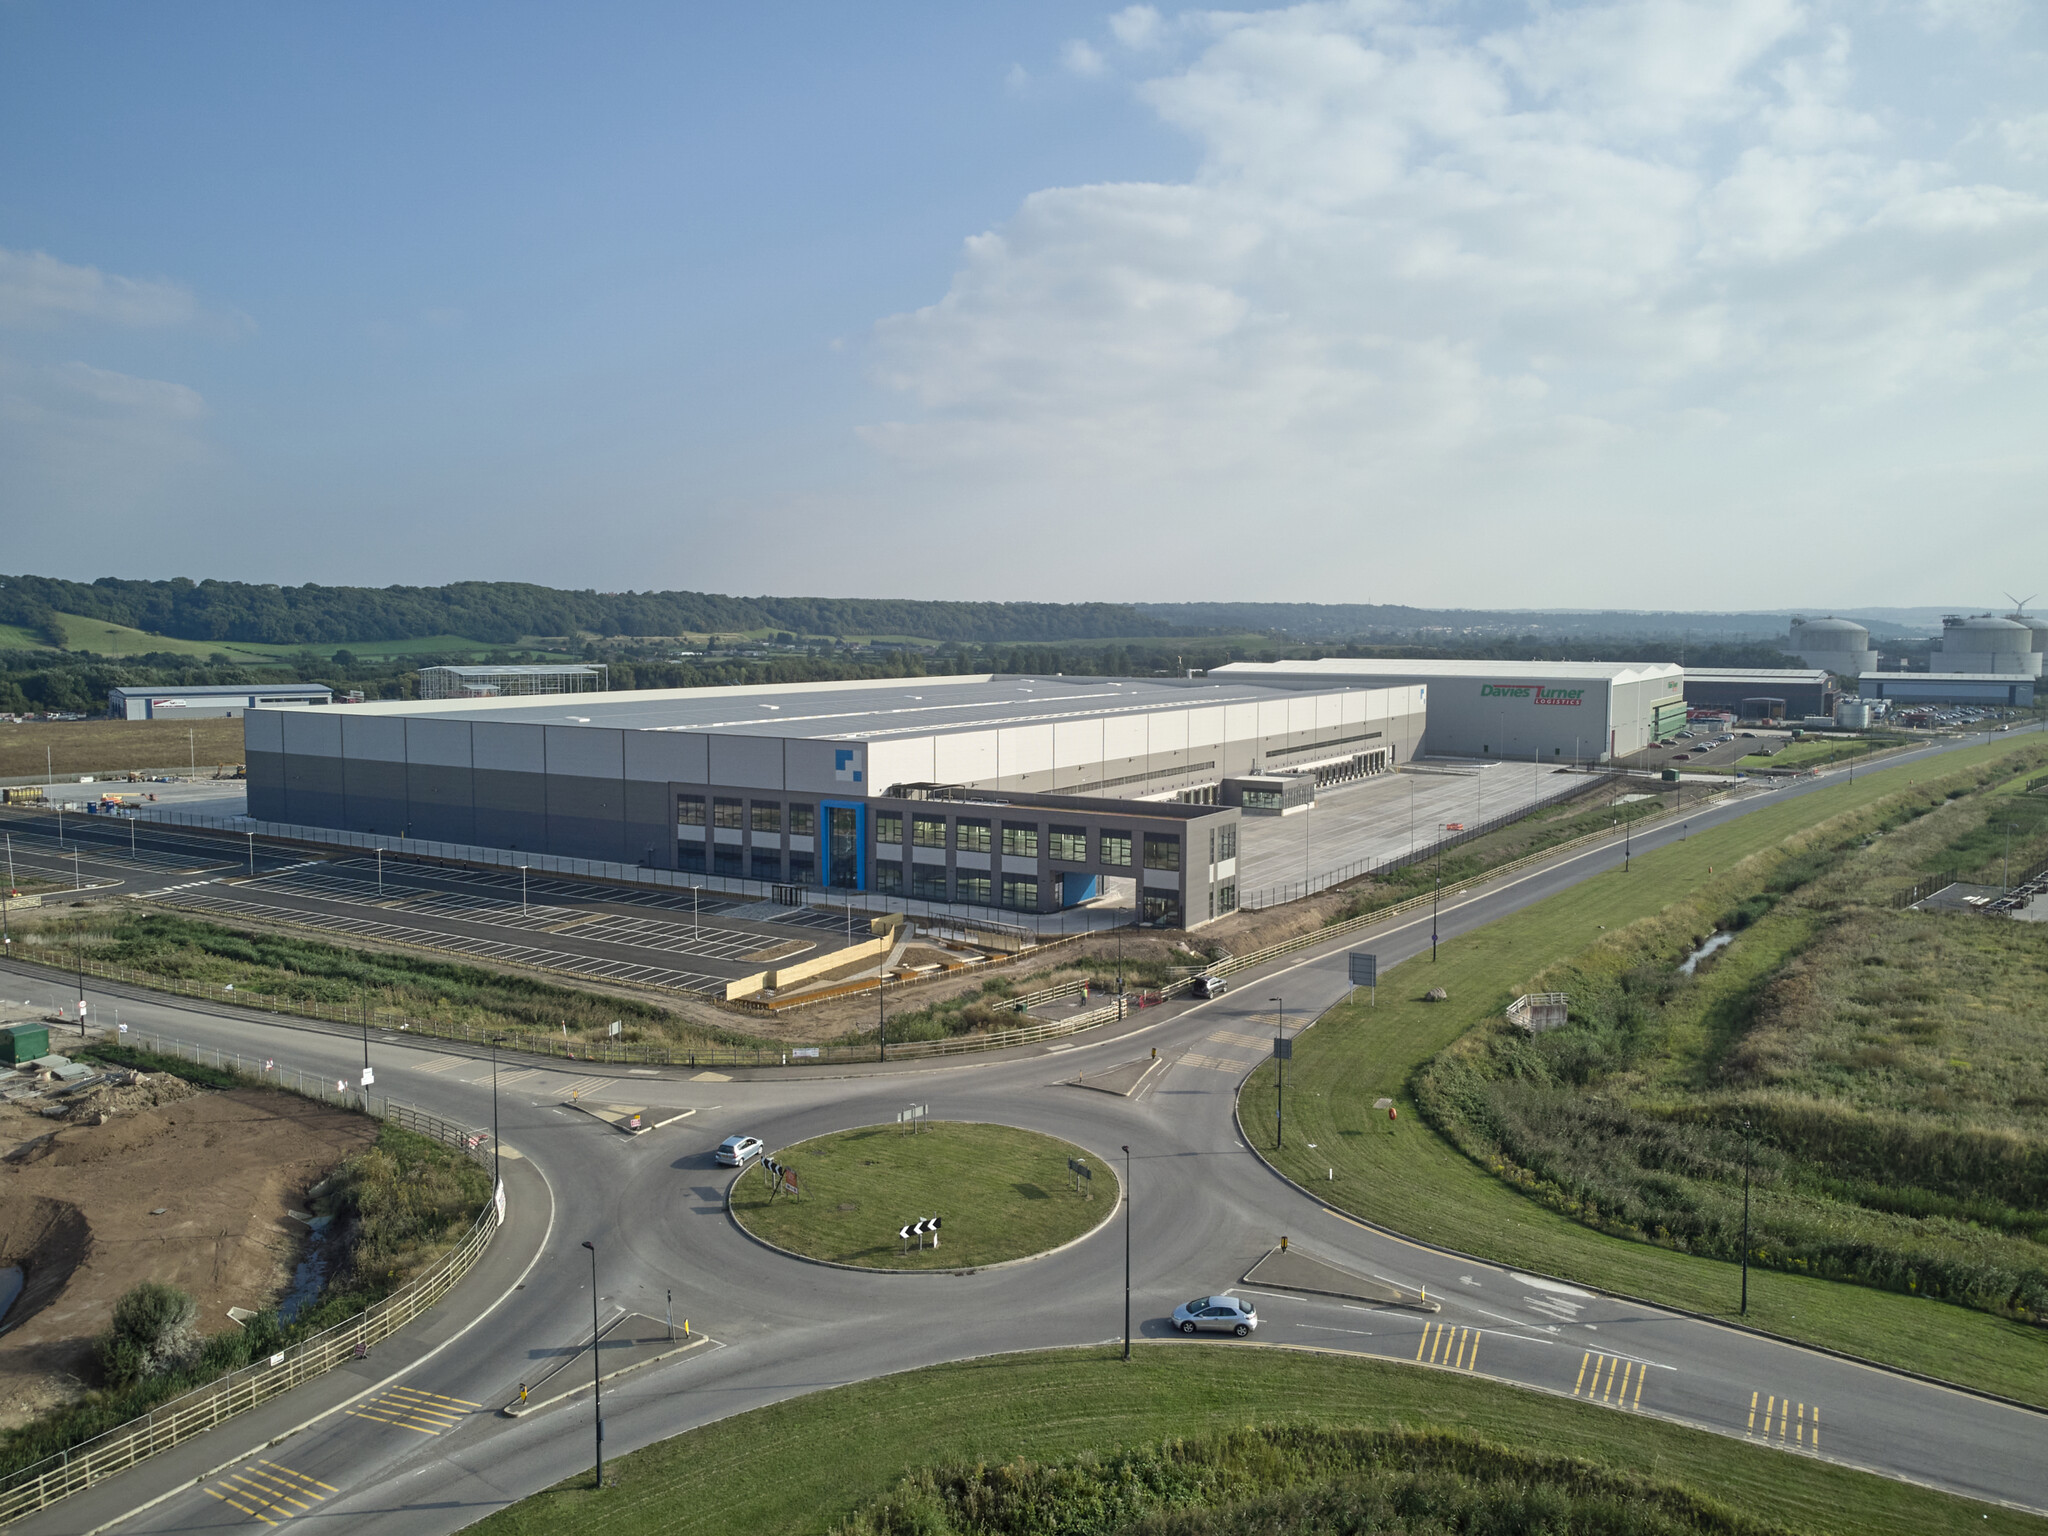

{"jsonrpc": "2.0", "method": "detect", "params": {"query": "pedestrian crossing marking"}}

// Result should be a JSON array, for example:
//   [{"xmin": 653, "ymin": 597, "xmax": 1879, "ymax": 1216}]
[
  {"xmin": 1176, "ymin": 1052, "xmax": 1246, "ymax": 1073},
  {"xmin": 1207, "ymin": 1030, "xmax": 1271, "ymax": 1050},
  {"xmin": 1414, "ymin": 1322, "xmax": 1481, "ymax": 1371},
  {"xmin": 1574, "ymin": 1352, "xmax": 1650, "ymax": 1410},
  {"xmin": 201, "ymin": 1459, "xmax": 334, "ymax": 1523}
]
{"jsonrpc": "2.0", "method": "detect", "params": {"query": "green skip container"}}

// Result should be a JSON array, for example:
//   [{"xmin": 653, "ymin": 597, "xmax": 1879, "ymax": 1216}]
[{"xmin": 1, "ymin": 1023, "xmax": 51, "ymax": 1065}]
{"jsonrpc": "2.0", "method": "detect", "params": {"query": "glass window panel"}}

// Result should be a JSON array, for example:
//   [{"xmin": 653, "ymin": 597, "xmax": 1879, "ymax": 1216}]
[
  {"xmin": 1100, "ymin": 831, "xmax": 1132, "ymax": 868},
  {"xmin": 789, "ymin": 804, "xmax": 816, "ymax": 836},
  {"xmin": 751, "ymin": 803, "xmax": 782, "ymax": 834},
  {"xmin": 913, "ymin": 866, "xmax": 948, "ymax": 901},
  {"xmin": 1001, "ymin": 876, "xmax": 1039, "ymax": 911},
  {"xmin": 956, "ymin": 873, "xmax": 992, "ymax": 905},
  {"xmin": 913, "ymin": 817, "xmax": 948, "ymax": 848},
  {"xmin": 1049, "ymin": 825, "xmax": 1088, "ymax": 863},
  {"xmin": 874, "ymin": 813, "xmax": 904, "ymax": 845},
  {"xmin": 676, "ymin": 795, "xmax": 706, "ymax": 826},
  {"xmin": 1144, "ymin": 836, "xmax": 1181, "ymax": 871},
  {"xmin": 1001, "ymin": 822, "xmax": 1039, "ymax": 857},
  {"xmin": 956, "ymin": 819, "xmax": 992, "ymax": 854},
  {"xmin": 875, "ymin": 862, "xmax": 905, "ymax": 894},
  {"xmin": 714, "ymin": 798, "xmax": 744, "ymax": 830}
]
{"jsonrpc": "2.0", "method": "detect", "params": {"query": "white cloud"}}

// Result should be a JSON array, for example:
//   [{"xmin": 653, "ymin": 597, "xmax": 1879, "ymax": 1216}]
[
  {"xmin": 1110, "ymin": 6, "xmax": 1164, "ymax": 50},
  {"xmin": 860, "ymin": 0, "xmax": 2048, "ymax": 602},
  {"xmin": 0, "ymin": 247, "xmax": 197, "ymax": 330},
  {"xmin": 1062, "ymin": 39, "xmax": 1107, "ymax": 77},
  {"xmin": 0, "ymin": 358, "xmax": 211, "ymax": 520}
]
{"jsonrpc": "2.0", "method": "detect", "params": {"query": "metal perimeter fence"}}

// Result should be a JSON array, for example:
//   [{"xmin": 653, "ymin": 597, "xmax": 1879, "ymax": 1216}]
[{"xmin": 0, "ymin": 1055, "xmax": 498, "ymax": 1527}]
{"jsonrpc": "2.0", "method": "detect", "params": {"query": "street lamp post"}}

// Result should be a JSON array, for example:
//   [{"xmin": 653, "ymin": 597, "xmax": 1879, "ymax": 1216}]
[
  {"xmin": 490, "ymin": 1035, "xmax": 505, "ymax": 1188},
  {"xmin": 1431, "ymin": 823, "xmax": 1458, "ymax": 963},
  {"xmin": 360, "ymin": 997, "xmax": 372, "ymax": 1106},
  {"xmin": 521, "ymin": 865, "xmax": 528, "ymax": 915},
  {"xmin": 1121, "ymin": 1144, "xmax": 1132, "ymax": 1361},
  {"xmin": 580, "ymin": 1241, "xmax": 603, "ymax": 1487},
  {"xmin": 376, "ymin": 847, "xmax": 384, "ymax": 897},
  {"xmin": 1740, "ymin": 1120, "xmax": 1753, "ymax": 1315}
]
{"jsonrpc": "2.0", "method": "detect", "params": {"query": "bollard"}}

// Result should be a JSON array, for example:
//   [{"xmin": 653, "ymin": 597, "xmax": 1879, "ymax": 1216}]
[
  {"xmin": 1327, "ymin": 1168, "xmax": 1334, "ymax": 1181},
  {"xmin": 1280, "ymin": 1235, "xmax": 1289, "ymax": 1252}
]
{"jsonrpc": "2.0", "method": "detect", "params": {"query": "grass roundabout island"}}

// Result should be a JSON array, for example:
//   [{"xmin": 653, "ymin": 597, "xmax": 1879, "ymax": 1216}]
[{"xmin": 728, "ymin": 1121, "xmax": 1117, "ymax": 1270}]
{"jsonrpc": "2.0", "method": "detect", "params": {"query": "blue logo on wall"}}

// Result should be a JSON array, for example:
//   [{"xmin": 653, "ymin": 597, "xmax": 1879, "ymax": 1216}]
[{"xmin": 834, "ymin": 748, "xmax": 863, "ymax": 784}]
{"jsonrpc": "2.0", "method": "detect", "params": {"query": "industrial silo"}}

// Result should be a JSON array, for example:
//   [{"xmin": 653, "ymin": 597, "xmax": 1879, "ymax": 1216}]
[
  {"xmin": 1934, "ymin": 615, "xmax": 2042, "ymax": 677},
  {"xmin": 2006, "ymin": 608, "xmax": 2048, "ymax": 660},
  {"xmin": 1788, "ymin": 616, "xmax": 1876, "ymax": 678}
]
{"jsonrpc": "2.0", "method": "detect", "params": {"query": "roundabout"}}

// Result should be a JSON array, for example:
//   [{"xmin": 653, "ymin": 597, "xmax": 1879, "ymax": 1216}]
[{"xmin": 727, "ymin": 1120, "xmax": 1119, "ymax": 1270}]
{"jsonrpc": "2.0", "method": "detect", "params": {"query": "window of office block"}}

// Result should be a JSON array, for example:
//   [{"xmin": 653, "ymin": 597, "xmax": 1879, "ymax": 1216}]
[
  {"xmin": 1242, "ymin": 788, "xmax": 1281, "ymax": 811},
  {"xmin": 1048, "ymin": 826, "xmax": 1087, "ymax": 863},
  {"xmin": 1217, "ymin": 824, "xmax": 1237, "ymax": 861},
  {"xmin": 874, "ymin": 812, "xmax": 904, "ymax": 845},
  {"xmin": 714, "ymin": 847, "xmax": 744, "ymax": 877},
  {"xmin": 1144, "ymin": 835, "xmax": 1181, "ymax": 871},
  {"xmin": 1001, "ymin": 822, "xmax": 1039, "ymax": 858},
  {"xmin": 1216, "ymin": 882, "xmax": 1238, "ymax": 914},
  {"xmin": 788, "ymin": 853, "xmax": 816, "ymax": 885},
  {"xmin": 1142, "ymin": 894, "xmax": 1179, "ymax": 923},
  {"xmin": 676, "ymin": 795, "xmax": 706, "ymax": 826},
  {"xmin": 956, "ymin": 819, "xmax": 992, "ymax": 854},
  {"xmin": 913, "ymin": 816, "xmax": 947, "ymax": 848},
  {"xmin": 1002, "ymin": 876, "xmax": 1039, "ymax": 911},
  {"xmin": 677, "ymin": 842, "xmax": 706, "ymax": 873},
  {"xmin": 913, "ymin": 866, "xmax": 948, "ymax": 901},
  {"xmin": 1100, "ymin": 831, "xmax": 1133, "ymax": 867},
  {"xmin": 751, "ymin": 802, "xmax": 782, "ymax": 834},
  {"xmin": 750, "ymin": 851, "xmax": 782, "ymax": 881},
  {"xmin": 956, "ymin": 873, "xmax": 992, "ymax": 905},
  {"xmin": 789, "ymin": 804, "xmax": 816, "ymax": 836},
  {"xmin": 713, "ymin": 798, "xmax": 744, "ymax": 830},
  {"xmin": 875, "ymin": 862, "xmax": 905, "ymax": 894}
]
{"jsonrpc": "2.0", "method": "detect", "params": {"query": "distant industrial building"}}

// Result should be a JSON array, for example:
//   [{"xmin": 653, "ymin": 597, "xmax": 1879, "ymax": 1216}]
[
  {"xmin": 1932, "ymin": 615, "xmax": 2042, "ymax": 677},
  {"xmin": 1206, "ymin": 659, "xmax": 1684, "ymax": 762},
  {"xmin": 1683, "ymin": 669, "xmax": 1836, "ymax": 720},
  {"xmin": 246, "ymin": 674, "xmax": 1426, "ymax": 927},
  {"xmin": 1788, "ymin": 617, "xmax": 1877, "ymax": 678},
  {"xmin": 107, "ymin": 683, "xmax": 333, "ymax": 720},
  {"xmin": 1857, "ymin": 674, "xmax": 2036, "ymax": 707},
  {"xmin": 417, "ymin": 664, "xmax": 609, "ymax": 699}
]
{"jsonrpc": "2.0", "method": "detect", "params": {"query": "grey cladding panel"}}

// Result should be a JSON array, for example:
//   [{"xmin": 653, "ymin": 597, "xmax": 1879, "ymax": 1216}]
[
  {"xmin": 406, "ymin": 718, "xmax": 474, "ymax": 769},
  {"xmin": 280, "ymin": 709, "xmax": 343, "ymax": 757},
  {"xmin": 622, "ymin": 730, "xmax": 688, "ymax": 785},
  {"xmin": 708, "ymin": 734, "xmax": 784, "ymax": 790},
  {"xmin": 472, "ymin": 721, "xmax": 545, "ymax": 773},
  {"xmin": 244, "ymin": 710, "xmax": 285, "ymax": 755},
  {"xmin": 545, "ymin": 725, "xmax": 624, "ymax": 780},
  {"xmin": 342, "ymin": 713, "xmax": 407, "ymax": 764}
]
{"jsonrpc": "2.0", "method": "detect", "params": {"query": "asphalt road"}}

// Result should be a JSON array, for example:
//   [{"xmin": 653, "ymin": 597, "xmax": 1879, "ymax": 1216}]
[{"xmin": 8, "ymin": 725, "xmax": 2046, "ymax": 1535}]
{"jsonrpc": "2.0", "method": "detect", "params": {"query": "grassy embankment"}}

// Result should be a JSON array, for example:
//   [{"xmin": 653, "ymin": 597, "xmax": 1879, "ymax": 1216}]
[
  {"xmin": 0, "ymin": 717, "xmax": 247, "ymax": 778},
  {"xmin": 17, "ymin": 909, "xmax": 758, "ymax": 1050},
  {"xmin": 464, "ymin": 1348, "xmax": 2043, "ymax": 1536},
  {"xmin": 1242, "ymin": 735, "xmax": 2048, "ymax": 1404},
  {"xmin": 1719, "ymin": 735, "xmax": 1911, "ymax": 774},
  {"xmin": 729, "ymin": 1122, "xmax": 1114, "ymax": 1269},
  {"xmin": 0, "ymin": 1042, "xmax": 489, "ymax": 1476}
]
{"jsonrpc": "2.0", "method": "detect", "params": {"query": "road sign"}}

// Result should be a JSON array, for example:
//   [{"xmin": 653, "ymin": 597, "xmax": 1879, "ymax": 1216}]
[
  {"xmin": 360, "ymin": 1066, "xmax": 375, "ymax": 1087},
  {"xmin": 1348, "ymin": 952, "xmax": 1377, "ymax": 986},
  {"xmin": 898, "ymin": 1103, "xmax": 929, "ymax": 1131},
  {"xmin": 1272, "ymin": 1038, "xmax": 1293, "ymax": 1059},
  {"xmin": 608, "ymin": 1020, "xmax": 621, "ymax": 1038}
]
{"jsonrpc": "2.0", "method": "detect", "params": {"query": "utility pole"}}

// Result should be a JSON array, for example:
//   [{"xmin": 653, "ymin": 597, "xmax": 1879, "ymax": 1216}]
[
  {"xmin": 878, "ymin": 961, "xmax": 887, "ymax": 1062},
  {"xmin": 581, "ymin": 1241, "xmax": 603, "ymax": 1487},
  {"xmin": 1270, "ymin": 996, "xmax": 1285, "ymax": 1149},
  {"xmin": 491, "ymin": 1034, "xmax": 504, "ymax": 1189},
  {"xmin": 1741, "ymin": 1120, "xmax": 1753, "ymax": 1316},
  {"xmin": 1121, "ymin": 1144, "xmax": 1132, "ymax": 1361}
]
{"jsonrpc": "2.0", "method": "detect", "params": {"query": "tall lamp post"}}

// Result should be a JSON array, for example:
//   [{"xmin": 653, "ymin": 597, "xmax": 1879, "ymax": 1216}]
[
  {"xmin": 490, "ymin": 1034, "xmax": 505, "ymax": 1188},
  {"xmin": 1740, "ymin": 1120, "xmax": 1753, "ymax": 1315},
  {"xmin": 1120, "ymin": 1144, "xmax": 1132, "ymax": 1361},
  {"xmin": 1431, "ymin": 823, "xmax": 1460, "ymax": 963},
  {"xmin": 581, "ymin": 1240, "xmax": 603, "ymax": 1487}
]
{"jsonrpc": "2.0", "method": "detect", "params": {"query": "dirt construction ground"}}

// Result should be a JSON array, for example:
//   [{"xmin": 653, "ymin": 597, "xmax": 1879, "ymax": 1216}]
[
  {"xmin": 0, "ymin": 717, "xmax": 247, "ymax": 781},
  {"xmin": 0, "ymin": 1085, "xmax": 375, "ymax": 1430}
]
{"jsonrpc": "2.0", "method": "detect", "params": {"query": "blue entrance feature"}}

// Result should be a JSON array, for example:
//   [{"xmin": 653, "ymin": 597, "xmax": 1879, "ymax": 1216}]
[
  {"xmin": 1060, "ymin": 872, "xmax": 1100, "ymax": 906},
  {"xmin": 819, "ymin": 799, "xmax": 867, "ymax": 891}
]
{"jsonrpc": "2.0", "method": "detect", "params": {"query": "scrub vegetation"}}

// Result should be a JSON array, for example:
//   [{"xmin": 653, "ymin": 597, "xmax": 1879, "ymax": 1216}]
[
  {"xmin": 19, "ymin": 909, "xmax": 754, "ymax": 1048},
  {"xmin": 464, "ymin": 1348, "xmax": 2037, "ymax": 1536}
]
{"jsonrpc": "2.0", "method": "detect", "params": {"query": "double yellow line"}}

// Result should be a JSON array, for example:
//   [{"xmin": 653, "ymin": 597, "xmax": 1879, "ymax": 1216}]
[
  {"xmin": 1573, "ymin": 1351, "xmax": 1647, "ymax": 1409},
  {"xmin": 1414, "ymin": 1321, "xmax": 1482, "ymax": 1371},
  {"xmin": 1748, "ymin": 1390, "xmax": 1819, "ymax": 1449}
]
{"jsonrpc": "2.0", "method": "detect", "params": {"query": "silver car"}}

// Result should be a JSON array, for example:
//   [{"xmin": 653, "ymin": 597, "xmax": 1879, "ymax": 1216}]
[
  {"xmin": 1171, "ymin": 1294, "xmax": 1258, "ymax": 1337},
  {"xmin": 715, "ymin": 1134, "xmax": 764, "ymax": 1167}
]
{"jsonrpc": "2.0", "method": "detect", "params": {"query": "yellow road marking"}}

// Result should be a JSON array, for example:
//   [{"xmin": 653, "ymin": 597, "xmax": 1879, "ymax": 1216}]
[
  {"xmin": 205, "ymin": 1487, "xmax": 275, "ymax": 1523},
  {"xmin": 1617, "ymin": 1360, "xmax": 1634, "ymax": 1403},
  {"xmin": 385, "ymin": 1392, "xmax": 481, "ymax": 1417},
  {"xmin": 1632, "ymin": 1365, "xmax": 1645, "ymax": 1409},
  {"xmin": 1415, "ymin": 1323, "xmax": 1430, "ymax": 1361},
  {"xmin": 1748, "ymin": 1390, "xmax": 1757, "ymax": 1431},
  {"xmin": 257, "ymin": 1459, "xmax": 337, "ymax": 1494},
  {"xmin": 1766, "ymin": 1394, "xmax": 1776, "ymax": 1435},
  {"xmin": 1575, "ymin": 1352, "xmax": 1591, "ymax": 1393},
  {"xmin": 230, "ymin": 1473, "xmax": 311, "ymax": 1510},
  {"xmin": 1812, "ymin": 1406, "xmax": 1819, "ymax": 1450},
  {"xmin": 1467, "ymin": 1331, "xmax": 1481, "ymax": 1372}
]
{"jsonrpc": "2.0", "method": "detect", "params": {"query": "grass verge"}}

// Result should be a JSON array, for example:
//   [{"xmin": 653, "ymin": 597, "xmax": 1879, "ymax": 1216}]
[
  {"xmin": 729, "ymin": 1121, "xmax": 1114, "ymax": 1269},
  {"xmin": 1241, "ymin": 736, "xmax": 2048, "ymax": 1404},
  {"xmin": 463, "ymin": 1347, "xmax": 2044, "ymax": 1536}
]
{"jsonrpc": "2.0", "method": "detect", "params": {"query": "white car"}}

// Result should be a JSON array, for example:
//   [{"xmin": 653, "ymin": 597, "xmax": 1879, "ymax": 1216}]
[
  {"xmin": 715, "ymin": 1134, "xmax": 764, "ymax": 1167},
  {"xmin": 1171, "ymin": 1294, "xmax": 1258, "ymax": 1337}
]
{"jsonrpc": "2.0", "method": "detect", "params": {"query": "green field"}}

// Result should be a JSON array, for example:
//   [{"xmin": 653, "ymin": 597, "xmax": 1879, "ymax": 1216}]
[
  {"xmin": 4, "ymin": 610, "xmax": 562, "ymax": 662},
  {"xmin": 1241, "ymin": 736, "xmax": 2048, "ymax": 1404},
  {"xmin": 729, "ymin": 1121, "xmax": 1114, "ymax": 1269},
  {"xmin": 464, "ymin": 1347, "xmax": 2042, "ymax": 1536}
]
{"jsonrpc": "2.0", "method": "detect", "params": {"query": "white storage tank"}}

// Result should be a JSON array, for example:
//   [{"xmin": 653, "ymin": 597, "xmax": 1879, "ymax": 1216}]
[
  {"xmin": 2006, "ymin": 609, "xmax": 2048, "ymax": 657},
  {"xmin": 1934, "ymin": 615, "xmax": 2042, "ymax": 677},
  {"xmin": 1834, "ymin": 700, "xmax": 1873, "ymax": 730},
  {"xmin": 1789, "ymin": 616, "xmax": 1876, "ymax": 677}
]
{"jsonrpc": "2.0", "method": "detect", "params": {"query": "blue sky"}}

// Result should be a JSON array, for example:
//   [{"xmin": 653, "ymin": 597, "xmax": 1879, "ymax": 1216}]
[{"xmin": 4, "ymin": 2, "xmax": 2046, "ymax": 607}]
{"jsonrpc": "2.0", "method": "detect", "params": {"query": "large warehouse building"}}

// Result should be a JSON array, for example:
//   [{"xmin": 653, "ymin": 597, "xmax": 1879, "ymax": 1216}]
[
  {"xmin": 245, "ymin": 674, "xmax": 1426, "ymax": 927},
  {"xmin": 108, "ymin": 683, "xmax": 333, "ymax": 720},
  {"xmin": 1857, "ymin": 674, "xmax": 2036, "ymax": 708},
  {"xmin": 1206, "ymin": 659, "xmax": 1684, "ymax": 762},
  {"xmin": 1682, "ymin": 668, "xmax": 1836, "ymax": 719}
]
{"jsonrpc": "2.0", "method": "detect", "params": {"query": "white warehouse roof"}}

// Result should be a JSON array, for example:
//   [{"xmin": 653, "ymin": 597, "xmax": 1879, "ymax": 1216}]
[{"xmin": 1209, "ymin": 658, "xmax": 1681, "ymax": 685}]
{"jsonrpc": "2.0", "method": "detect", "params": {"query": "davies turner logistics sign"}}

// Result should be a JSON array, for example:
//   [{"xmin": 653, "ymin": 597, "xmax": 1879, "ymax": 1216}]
[{"xmin": 1479, "ymin": 683, "xmax": 1586, "ymax": 707}]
